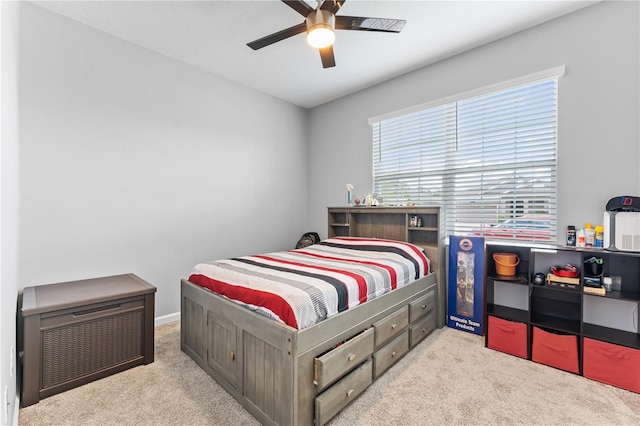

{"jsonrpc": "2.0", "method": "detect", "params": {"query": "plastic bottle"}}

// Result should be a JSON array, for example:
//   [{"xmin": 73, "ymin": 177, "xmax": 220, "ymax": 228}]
[
  {"xmin": 595, "ymin": 225, "xmax": 604, "ymax": 248},
  {"xmin": 576, "ymin": 228, "xmax": 586, "ymax": 247},
  {"xmin": 585, "ymin": 223, "xmax": 595, "ymax": 247},
  {"xmin": 566, "ymin": 225, "xmax": 576, "ymax": 246}
]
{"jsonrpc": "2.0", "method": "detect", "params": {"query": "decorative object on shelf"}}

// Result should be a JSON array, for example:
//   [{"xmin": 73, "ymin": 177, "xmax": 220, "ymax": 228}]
[
  {"xmin": 583, "ymin": 285, "xmax": 606, "ymax": 296},
  {"xmin": 493, "ymin": 253, "xmax": 519, "ymax": 277},
  {"xmin": 346, "ymin": 183, "xmax": 354, "ymax": 206},
  {"xmin": 409, "ymin": 215, "xmax": 423, "ymax": 227},
  {"xmin": 354, "ymin": 198, "xmax": 361, "ymax": 205},
  {"xmin": 583, "ymin": 256, "xmax": 603, "ymax": 278},
  {"xmin": 533, "ymin": 272, "xmax": 546, "ymax": 285}
]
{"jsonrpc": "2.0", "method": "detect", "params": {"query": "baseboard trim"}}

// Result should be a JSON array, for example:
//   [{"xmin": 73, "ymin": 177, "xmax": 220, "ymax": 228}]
[{"xmin": 155, "ymin": 312, "xmax": 180, "ymax": 326}]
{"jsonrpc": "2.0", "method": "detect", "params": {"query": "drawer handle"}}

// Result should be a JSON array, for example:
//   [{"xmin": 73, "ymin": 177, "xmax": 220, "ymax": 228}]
[
  {"xmin": 391, "ymin": 323, "xmax": 397, "ymax": 329},
  {"xmin": 346, "ymin": 389, "xmax": 355, "ymax": 397},
  {"xmin": 542, "ymin": 343, "xmax": 568, "ymax": 353},
  {"xmin": 496, "ymin": 324, "xmax": 517, "ymax": 333},
  {"xmin": 230, "ymin": 351, "xmax": 235, "ymax": 361},
  {"xmin": 348, "ymin": 354, "xmax": 357, "ymax": 362},
  {"xmin": 422, "ymin": 304, "xmax": 427, "ymax": 309},
  {"xmin": 421, "ymin": 328, "xmax": 427, "ymax": 333},
  {"xmin": 391, "ymin": 351, "xmax": 397, "ymax": 357},
  {"xmin": 593, "ymin": 347, "xmax": 631, "ymax": 361},
  {"xmin": 73, "ymin": 303, "xmax": 121, "ymax": 317}
]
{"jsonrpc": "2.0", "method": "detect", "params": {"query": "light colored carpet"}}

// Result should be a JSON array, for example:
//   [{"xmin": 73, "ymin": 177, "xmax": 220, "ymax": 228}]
[{"xmin": 19, "ymin": 321, "xmax": 640, "ymax": 426}]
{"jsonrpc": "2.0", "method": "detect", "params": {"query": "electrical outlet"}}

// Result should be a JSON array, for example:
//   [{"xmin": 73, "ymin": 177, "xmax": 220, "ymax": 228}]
[
  {"xmin": 3, "ymin": 385, "xmax": 8, "ymax": 424},
  {"xmin": 9, "ymin": 345, "xmax": 14, "ymax": 377}
]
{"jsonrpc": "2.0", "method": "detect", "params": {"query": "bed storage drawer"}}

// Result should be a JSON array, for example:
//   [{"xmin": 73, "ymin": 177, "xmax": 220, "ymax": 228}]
[
  {"xmin": 531, "ymin": 327, "xmax": 579, "ymax": 374},
  {"xmin": 373, "ymin": 331, "xmax": 409, "ymax": 379},
  {"xmin": 583, "ymin": 338, "xmax": 640, "ymax": 393},
  {"xmin": 410, "ymin": 311, "xmax": 436, "ymax": 347},
  {"xmin": 487, "ymin": 316, "xmax": 528, "ymax": 359},
  {"xmin": 315, "ymin": 358, "xmax": 373, "ymax": 426},
  {"xmin": 373, "ymin": 306, "xmax": 408, "ymax": 348},
  {"xmin": 409, "ymin": 289, "xmax": 435, "ymax": 323},
  {"xmin": 314, "ymin": 328, "xmax": 374, "ymax": 389}
]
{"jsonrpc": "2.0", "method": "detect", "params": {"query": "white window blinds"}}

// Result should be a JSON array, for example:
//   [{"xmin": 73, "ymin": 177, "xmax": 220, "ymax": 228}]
[{"xmin": 371, "ymin": 76, "xmax": 559, "ymax": 242}]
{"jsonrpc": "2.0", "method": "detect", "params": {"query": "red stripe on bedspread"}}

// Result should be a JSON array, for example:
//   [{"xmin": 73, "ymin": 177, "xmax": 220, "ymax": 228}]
[
  {"xmin": 330, "ymin": 237, "xmax": 430, "ymax": 274},
  {"xmin": 188, "ymin": 273, "xmax": 299, "ymax": 329},
  {"xmin": 254, "ymin": 255, "xmax": 369, "ymax": 304},
  {"xmin": 292, "ymin": 251, "xmax": 399, "ymax": 290}
]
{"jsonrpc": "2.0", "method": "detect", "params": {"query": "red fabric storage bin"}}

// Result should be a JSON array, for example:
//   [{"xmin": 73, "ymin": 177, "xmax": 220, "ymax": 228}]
[
  {"xmin": 532, "ymin": 327, "xmax": 579, "ymax": 374},
  {"xmin": 487, "ymin": 316, "xmax": 528, "ymax": 359},
  {"xmin": 583, "ymin": 338, "xmax": 640, "ymax": 393}
]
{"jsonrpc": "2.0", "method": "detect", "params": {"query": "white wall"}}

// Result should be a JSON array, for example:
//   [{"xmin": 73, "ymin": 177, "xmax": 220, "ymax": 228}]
[
  {"xmin": 1, "ymin": 2, "xmax": 21, "ymax": 424},
  {"xmin": 307, "ymin": 1, "xmax": 640, "ymax": 243},
  {"xmin": 19, "ymin": 3, "xmax": 309, "ymax": 318}
]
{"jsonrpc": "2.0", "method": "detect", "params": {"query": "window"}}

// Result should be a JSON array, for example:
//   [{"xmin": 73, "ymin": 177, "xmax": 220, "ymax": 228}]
[{"xmin": 370, "ymin": 69, "xmax": 562, "ymax": 242}]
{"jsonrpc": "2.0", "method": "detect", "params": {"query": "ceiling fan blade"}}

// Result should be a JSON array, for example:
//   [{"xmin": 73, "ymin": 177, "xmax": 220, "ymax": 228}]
[
  {"xmin": 247, "ymin": 22, "xmax": 307, "ymax": 50},
  {"xmin": 336, "ymin": 16, "xmax": 406, "ymax": 33},
  {"xmin": 282, "ymin": 0, "xmax": 314, "ymax": 17},
  {"xmin": 319, "ymin": 45, "xmax": 336, "ymax": 68},
  {"xmin": 320, "ymin": 0, "xmax": 346, "ymax": 14}
]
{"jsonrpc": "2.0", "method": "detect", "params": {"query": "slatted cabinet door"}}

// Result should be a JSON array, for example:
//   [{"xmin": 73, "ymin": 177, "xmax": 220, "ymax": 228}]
[{"xmin": 207, "ymin": 310, "xmax": 238, "ymax": 388}]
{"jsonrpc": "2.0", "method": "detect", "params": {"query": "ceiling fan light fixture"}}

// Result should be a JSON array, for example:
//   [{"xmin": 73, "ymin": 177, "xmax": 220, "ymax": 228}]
[{"xmin": 306, "ymin": 10, "xmax": 335, "ymax": 48}]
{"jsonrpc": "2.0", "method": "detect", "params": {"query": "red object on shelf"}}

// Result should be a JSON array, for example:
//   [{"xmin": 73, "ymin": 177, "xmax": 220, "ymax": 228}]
[
  {"xmin": 550, "ymin": 264, "xmax": 580, "ymax": 278},
  {"xmin": 487, "ymin": 316, "xmax": 528, "ymax": 359},
  {"xmin": 583, "ymin": 338, "xmax": 640, "ymax": 393},
  {"xmin": 532, "ymin": 327, "xmax": 579, "ymax": 374}
]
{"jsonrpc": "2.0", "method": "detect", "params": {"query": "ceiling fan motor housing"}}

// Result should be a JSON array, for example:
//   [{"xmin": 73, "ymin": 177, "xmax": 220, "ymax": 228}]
[{"xmin": 306, "ymin": 9, "xmax": 336, "ymax": 47}]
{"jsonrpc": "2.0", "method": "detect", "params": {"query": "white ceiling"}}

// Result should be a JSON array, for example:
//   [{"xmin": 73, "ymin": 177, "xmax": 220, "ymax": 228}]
[{"xmin": 32, "ymin": 0, "xmax": 598, "ymax": 109}]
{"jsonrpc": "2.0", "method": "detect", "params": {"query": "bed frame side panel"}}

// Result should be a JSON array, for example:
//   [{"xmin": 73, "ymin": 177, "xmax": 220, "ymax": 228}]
[{"xmin": 181, "ymin": 279, "xmax": 298, "ymax": 426}]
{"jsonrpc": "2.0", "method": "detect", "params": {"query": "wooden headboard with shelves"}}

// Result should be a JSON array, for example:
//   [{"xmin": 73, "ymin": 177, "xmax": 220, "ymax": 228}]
[{"xmin": 327, "ymin": 206, "xmax": 445, "ymax": 327}]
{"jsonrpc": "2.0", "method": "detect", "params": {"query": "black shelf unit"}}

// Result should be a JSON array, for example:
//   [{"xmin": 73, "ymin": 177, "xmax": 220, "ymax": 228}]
[
  {"xmin": 484, "ymin": 242, "xmax": 640, "ymax": 393},
  {"xmin": 486, "ymin": 304, "xmax": 529, "ymax": 324}
]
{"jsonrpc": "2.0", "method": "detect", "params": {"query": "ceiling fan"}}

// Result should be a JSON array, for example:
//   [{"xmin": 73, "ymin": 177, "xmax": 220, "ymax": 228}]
[{"xmin": 247, "ymin": 0, "xmax": 406, "ymax": 69}]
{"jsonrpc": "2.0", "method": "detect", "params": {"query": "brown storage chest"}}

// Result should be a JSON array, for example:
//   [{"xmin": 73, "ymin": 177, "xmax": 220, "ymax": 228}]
[{"xmin": 20, "ymin": 274, "xmax": 156, "ymax": 407}]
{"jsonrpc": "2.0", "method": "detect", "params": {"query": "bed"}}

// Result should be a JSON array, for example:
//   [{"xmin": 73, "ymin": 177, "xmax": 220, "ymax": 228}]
[{"xmin": 181, "ymin": 210, "xmax": 442, "ymax": 426}]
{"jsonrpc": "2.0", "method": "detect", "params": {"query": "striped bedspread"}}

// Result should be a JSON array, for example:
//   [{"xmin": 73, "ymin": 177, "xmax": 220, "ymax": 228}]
[{"xmin": 188, "ymin": 237, "xmax": 430, "ymax": 330}]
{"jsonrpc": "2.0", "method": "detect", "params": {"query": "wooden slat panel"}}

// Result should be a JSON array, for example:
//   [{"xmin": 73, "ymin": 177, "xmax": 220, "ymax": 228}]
[
  {"xmin": 182, "ymin": 297, "xmax": 204, "ymax": 358},
  {"xmin": 243, "ymin": 331, "xmax": 286, "ymax": 424},
  {"xmin": 207, "ymin": 311, "xmax": 237, "ymax": 387},
  {"xmin": 263, "ymin": 343, "xmax": 275, "ymax": 419},
  {"xmin": 244, "ymin": 332, "xmax": 256, "ymax": 400},
  {"xmin": 350, "ymin": 213, "xmax": 406, "ymax": 241}
]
